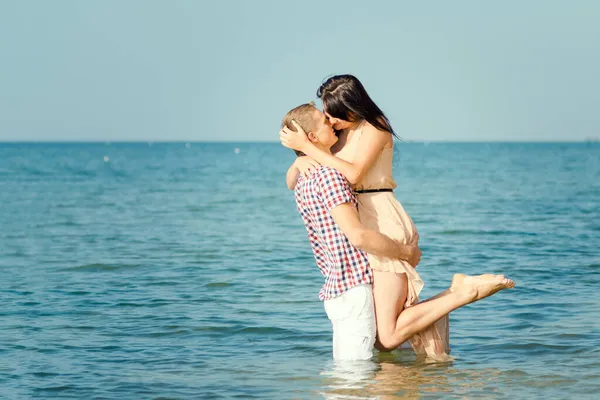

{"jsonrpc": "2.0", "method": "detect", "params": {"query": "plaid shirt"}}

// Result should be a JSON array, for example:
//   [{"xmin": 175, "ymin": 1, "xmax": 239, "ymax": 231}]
[{"xmin": 295, "ymin": 166, "xmax": 372, "ymax": 301}]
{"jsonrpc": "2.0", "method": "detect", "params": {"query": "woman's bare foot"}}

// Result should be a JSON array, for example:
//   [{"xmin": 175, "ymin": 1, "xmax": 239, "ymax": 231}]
[{"xmin": 450, "ymin": 273, "xmax": 515, "ymax": 303}]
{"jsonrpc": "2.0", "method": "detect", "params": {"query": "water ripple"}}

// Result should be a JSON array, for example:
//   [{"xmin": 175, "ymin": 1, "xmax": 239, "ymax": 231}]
[{"xmin": 1, "ymin": 143, "xmax": 599, "ymax": 398}]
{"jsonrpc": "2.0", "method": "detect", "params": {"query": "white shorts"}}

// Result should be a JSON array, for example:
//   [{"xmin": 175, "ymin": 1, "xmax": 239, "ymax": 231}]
[{"xmin": 323, "ymin": 284, "xmax": 376, "ymax": 361}]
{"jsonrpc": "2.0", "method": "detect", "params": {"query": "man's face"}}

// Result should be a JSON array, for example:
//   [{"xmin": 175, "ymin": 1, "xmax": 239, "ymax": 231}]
[{"xmin": 311, "ymin": 110, "xmax": 338, "ymax": 148}]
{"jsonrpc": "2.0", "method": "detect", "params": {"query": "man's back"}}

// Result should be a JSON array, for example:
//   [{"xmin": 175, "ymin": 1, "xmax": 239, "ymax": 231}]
[{"xmin": 294, "ymin": 166, "xmax": 371, "ymax": 300}]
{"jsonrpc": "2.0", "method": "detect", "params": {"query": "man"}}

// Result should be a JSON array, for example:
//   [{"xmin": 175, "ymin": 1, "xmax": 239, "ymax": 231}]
[{"xmin": 282, "ymin": 103, "xmax": 421, "ymax": 360}]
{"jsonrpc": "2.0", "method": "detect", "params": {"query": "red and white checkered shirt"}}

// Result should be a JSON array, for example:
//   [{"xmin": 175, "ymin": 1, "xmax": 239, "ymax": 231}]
[{"xmin": 295, "ymin": 166, "xmax": 372, "ymax": 301}]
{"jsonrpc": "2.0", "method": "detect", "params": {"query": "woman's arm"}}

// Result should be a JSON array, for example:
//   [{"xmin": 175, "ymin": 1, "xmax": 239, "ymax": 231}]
[
  {"xmin": 281, "ymin": 122, "xmax": 391, "ymax": 185},
  {"xmin": 285, "ymin": 156, "xmax": 322, "ymax": 190}
]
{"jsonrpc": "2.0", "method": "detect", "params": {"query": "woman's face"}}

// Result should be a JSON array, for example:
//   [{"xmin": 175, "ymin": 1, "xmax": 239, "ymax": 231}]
[
  {"xmin": 324, "ymin": 109, "xmax": 353, "ymax": 131},
  {"xmin": 324, "ymin": 110, "xmax": 353, "ymax": 131}
]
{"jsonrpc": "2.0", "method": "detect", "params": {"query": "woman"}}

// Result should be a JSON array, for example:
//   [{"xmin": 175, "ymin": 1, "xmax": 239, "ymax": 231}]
[{"xmin": 281, "ymin": 75, "xmax": 450, "ymax": 359}]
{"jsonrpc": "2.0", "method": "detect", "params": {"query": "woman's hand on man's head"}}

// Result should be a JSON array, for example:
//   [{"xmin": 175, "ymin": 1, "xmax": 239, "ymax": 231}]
[{"xmin": 280, "ymin": 120, "xmax": 310, "ymax": 152}]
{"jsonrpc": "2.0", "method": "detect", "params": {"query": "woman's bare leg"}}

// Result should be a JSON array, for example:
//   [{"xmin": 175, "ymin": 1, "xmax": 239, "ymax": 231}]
[
  {"xmin": 375, "ymin": 272, "xmax": 515, "ymax": 351},
  {"xmin": 372, "ymin": 271, "xmax": 408, "ymax": 352}
]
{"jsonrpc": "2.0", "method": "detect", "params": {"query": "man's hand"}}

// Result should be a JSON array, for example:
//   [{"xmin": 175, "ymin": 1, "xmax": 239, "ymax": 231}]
[
  {"xmin": 405, "ymin": 244, "xmax": 422, "ymax": 268},
  {"xmin": 404, "ymin": 231, "xmax": 421, "ymax": 267}
]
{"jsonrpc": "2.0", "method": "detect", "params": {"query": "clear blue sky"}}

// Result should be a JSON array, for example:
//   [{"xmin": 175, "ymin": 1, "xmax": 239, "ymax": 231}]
[{"xmin": 1, "ymin": 0, "xmax": 599, "ymax": 142}]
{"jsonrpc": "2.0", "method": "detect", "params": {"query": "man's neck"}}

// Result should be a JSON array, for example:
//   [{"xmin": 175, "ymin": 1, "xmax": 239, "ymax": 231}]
[{"xmin": 314, "ymin": 144, "xmax": 332, "ymax": 154}]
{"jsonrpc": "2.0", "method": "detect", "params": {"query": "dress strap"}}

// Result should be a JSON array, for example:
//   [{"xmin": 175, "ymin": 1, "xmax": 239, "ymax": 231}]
[
  {"xmin": 356, "ymin": 120, "xmax": 366, "ymax": 138},
  {"xmin": 349, "ymin": 121, "xmax": 367, "ymax": 153}
]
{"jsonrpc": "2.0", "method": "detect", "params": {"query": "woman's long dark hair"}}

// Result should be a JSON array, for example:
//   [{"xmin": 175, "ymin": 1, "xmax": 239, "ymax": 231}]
[{"xmin": 317, "ymin": 74, "xmax": 398, "ymax": 138}]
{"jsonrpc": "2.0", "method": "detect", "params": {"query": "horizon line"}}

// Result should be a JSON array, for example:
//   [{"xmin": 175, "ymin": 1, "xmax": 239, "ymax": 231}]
[{"xmin": 1, "ymin": 139, "xmax": 598, "ymax": 144}]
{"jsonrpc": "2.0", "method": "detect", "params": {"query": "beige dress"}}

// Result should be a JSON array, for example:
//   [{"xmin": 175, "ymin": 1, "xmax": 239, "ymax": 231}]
[{"xmin": 336, "ymin": 126, "xmax": 451, "ymax": 360}]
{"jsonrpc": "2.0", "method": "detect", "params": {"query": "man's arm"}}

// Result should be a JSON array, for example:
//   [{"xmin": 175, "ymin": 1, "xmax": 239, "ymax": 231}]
[
  {"xmin": 286, "ymin": 162, "xmax": 300, "ymax": 190},
  {"xmin": 330, "ymin": 203, "xmax": 421, "ymax": 266}
]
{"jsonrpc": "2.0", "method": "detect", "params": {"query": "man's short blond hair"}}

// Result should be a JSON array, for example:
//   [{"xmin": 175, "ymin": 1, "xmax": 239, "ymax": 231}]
[{"xmin": 281, "ymin": 102, "xmax": 318, "ymax": 156}]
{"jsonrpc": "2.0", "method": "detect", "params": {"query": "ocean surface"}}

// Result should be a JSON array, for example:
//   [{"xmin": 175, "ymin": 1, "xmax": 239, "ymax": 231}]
[{"xmin": 1, "ymin": 142, "xmax": 599, "ymax": 399}]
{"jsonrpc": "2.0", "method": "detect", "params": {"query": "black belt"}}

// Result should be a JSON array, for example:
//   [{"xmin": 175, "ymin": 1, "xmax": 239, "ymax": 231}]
[{"xmin": 354, "ymin": 188, "xmax": 394, "ymax": 194}]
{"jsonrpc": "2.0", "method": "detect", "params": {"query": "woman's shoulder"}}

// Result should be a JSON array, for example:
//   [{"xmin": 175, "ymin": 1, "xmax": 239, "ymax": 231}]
[{"xmin": 361, "ymin": 121, "xmax": 394, "ymax": 149}]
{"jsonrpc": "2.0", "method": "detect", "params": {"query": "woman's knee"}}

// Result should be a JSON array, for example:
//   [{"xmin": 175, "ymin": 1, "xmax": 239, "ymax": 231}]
[{"xmin": 376, "ymin": 332, "xmax": 399, "ymax": 352}]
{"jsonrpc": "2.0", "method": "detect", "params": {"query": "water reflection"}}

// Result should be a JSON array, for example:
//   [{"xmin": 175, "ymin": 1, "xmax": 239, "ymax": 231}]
[
  {"xmin": 319, "ymin": 351, "xmax": 505, "ymax": 399},
  {"xmin": 319, "ymin": 360, "xmax": 378, "ymax": 399}
]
